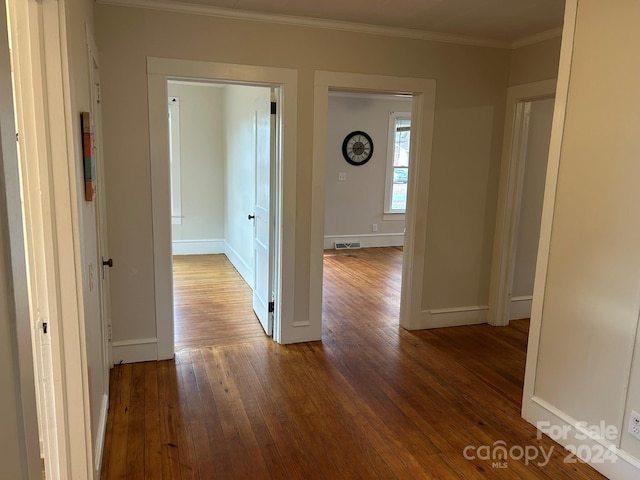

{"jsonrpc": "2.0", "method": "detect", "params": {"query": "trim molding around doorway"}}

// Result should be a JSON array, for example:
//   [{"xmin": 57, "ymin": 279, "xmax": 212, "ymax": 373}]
[
  {"xmin": 147, "ymin": 58, "xmax": 298, "ymax": 358},
  {"xmin": 311, "ymin": 71, "xmax": 436, "ymax": 332},
  {"xmin": 6, "ymin": 0, "xmax": 96, "ymax": 477},
  {"xmin": 487, "ymin": 78, "xmax": 557, "ymax": 327}
]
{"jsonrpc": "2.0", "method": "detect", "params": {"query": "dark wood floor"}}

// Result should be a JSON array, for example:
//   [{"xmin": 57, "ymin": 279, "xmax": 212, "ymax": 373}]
[{"xmin": 101, "ymin": 248, "xmax": 604, "ymax": 479}]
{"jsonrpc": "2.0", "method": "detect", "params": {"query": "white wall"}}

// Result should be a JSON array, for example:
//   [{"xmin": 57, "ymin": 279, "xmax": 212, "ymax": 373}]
[
  {"xmin": 223, "ymin": 85, "xmax": 270, "ymax": 287},
  {"xmin": 509, "ymin": 37, "xmax": 561, "ymax": 87},
  {"xmin": 65, "ymin": 0, "xmax": 109, "ymax": 473},
  {"xmin": 168, "ymin": 82, "xmax": 225, "ymax": 255},
  {"xmin": 524, "ymin": 1, "xmax": 640, "ymax": 477},
  {"xmin": 324, "ymin": 93, "xmax": 411, "ymax": 249},
  {"xmin": 509, "ymin": 97, "xmax": 554, "ymax": 320}
]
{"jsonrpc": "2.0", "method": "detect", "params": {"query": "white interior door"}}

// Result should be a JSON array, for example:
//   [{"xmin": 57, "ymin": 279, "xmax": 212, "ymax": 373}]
[
  {"xmin": 89, "ymin": 52, "xmax": 112, "ymax": 377},
  {"xmin": 252, "ymin": 89, "xmax": 275, "ymax": 335}
]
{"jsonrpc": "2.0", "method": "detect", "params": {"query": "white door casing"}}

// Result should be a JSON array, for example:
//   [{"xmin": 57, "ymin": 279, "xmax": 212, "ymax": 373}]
[
  {"xmin": 7, "ymin": 0, "xmax": 95, "ymax": 476},
  {"xmin": 487, "ymin": 79, "xmax": 557, "ymax": 327},
  {"xmin": 147, "ymin": 58, "xmax": 298, "ymax": 355},
  {"xmin": 311, "ymin": 71, "xmax": 436, "ymax": 333}
]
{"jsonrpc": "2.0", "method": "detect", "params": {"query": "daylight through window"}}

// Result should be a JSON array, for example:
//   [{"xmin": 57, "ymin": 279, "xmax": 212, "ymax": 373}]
[{"xmin": 385, "ymin": 112, "xmax": 411, "ymax": 214}]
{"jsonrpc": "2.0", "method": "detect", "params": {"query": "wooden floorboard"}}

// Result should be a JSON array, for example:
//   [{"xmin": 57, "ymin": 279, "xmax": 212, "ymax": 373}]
[
  {"xmin": 102, "ymin": 247, "xmax": 605, "ymax": 479},
  {"xmin": 172, "ymin": 254, "xmax": 267, "ymax": 350}
]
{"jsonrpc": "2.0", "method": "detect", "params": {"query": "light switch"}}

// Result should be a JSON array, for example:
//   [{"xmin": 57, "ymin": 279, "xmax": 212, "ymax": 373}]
[{"xmin": 338, "ymin": 172, "xmax": 347, "ymax": 181}]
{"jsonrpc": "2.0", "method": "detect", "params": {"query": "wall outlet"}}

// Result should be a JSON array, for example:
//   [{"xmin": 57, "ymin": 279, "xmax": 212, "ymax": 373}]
[
  {"xmin": 630, "ymin": 411, "xmax": 640, "ymax": 440},
  {"xmin": 372, "ymin": 223, "xmax": 378, "ymax": 232},
  {"xmin": 338, "ymin": 172, "xmax": 347, "ymax": 181}
]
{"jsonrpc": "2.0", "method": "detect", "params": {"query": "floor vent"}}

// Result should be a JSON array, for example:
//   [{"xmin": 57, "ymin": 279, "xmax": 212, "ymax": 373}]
[{"xmin": 334, "ymin": 241, "xmax": 361, "ymax": 250}]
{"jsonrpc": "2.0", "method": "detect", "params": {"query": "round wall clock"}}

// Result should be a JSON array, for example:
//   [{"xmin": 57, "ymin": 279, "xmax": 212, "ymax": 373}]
[{"xmin": 342, "ymin": 131, "xmax": 374, "ymax": 166}]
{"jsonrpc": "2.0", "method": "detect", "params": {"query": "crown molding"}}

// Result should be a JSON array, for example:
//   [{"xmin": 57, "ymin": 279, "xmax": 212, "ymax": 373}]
[
  {"xmin": 511, "ymin": 27, "xmax": 563, "ymax": 49},
  {"xmin": 96, "ymin": 0, "xmax": 513, "ymax": 49}
]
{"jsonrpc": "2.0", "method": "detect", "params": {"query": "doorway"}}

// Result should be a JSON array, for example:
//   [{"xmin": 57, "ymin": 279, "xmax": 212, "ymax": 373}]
[
  {"xmin": 489, "ymin": 79, "xmax": 557, "ymax": 326},
  {"xmin": 311, "ymin": 71, "xmax": 436, "ymax": 333},
  {"xmin": 508, "ymin": 97, "xmax": 554, "ymax": 321},
  {"xmin": 147, "ymin": 58, "xmax": 298, "ymax": 357},
  {"xmin": 322, "ymin": 91, "xmax": 412, "ymax": 332},
  {"xmin": 166, "ymin": 80, "xmax": 274, "ymax": 349}
]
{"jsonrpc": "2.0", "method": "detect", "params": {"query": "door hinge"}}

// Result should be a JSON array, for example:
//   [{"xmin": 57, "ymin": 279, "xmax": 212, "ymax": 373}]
[
  {"xmin": 41, "ymin": 321, "xmax": 48, "ymax": 334},
  {"xmin": 107, "ymin": 324, "xmax": 112, "ymax": 342},
  {"xmin": 96, "ymin": 83, "xmax": 101, "ymax": 104},
  {"xmin": 268, "ymin": 301, "xmax": 275, "ymax": 313},
  {"xmin": 270, "ymin": 101, "xmax": 277, "ymax": 115}
]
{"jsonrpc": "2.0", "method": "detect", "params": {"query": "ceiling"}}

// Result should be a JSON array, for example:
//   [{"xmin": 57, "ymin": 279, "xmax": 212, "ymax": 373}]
[{"xmin": 167, "ymin": 0, "xmax": 566, "ymax": 44}]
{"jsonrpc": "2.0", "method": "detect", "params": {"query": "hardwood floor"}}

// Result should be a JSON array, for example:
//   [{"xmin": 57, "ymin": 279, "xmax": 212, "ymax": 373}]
[
  {"xmin": 101, "ymin": 248, "xmax": 604, "ymax": 479},
  {"xmin": 322, "ymin": 247, "xmax": 403, "ymax": 333},
  {"xmin": 173, "ymin": 255, "xmax": 267, "ymax": 350}
]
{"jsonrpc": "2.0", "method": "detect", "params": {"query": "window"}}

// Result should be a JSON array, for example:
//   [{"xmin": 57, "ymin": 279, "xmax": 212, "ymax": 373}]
[
  {"xmin": 168, "ymin": 96, "xmax": 182, "ymax": 224},
  {"xmin": 385, "ymin": 112, "xmax": 411, "ymax": 214}
]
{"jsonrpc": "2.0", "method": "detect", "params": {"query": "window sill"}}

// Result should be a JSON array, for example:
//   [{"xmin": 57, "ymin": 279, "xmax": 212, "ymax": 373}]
[{"xmin": 383, "ymin": 213, "xmax": 406, "ymax": 221}]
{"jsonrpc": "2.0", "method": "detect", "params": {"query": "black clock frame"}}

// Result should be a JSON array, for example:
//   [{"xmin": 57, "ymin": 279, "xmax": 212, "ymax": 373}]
[{"xmin": 342, "ymin": 130, "xmax": 374, "ymax": 166}]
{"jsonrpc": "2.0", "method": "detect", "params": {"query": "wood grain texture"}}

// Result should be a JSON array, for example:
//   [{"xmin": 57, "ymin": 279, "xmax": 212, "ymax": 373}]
[
  {"xmin": 173, "ymin": 254, "xmax": 267, "ymax": 350},
  {"xmin": 101, "ymin": 248, "xmax": 604, "ymax": 479}
]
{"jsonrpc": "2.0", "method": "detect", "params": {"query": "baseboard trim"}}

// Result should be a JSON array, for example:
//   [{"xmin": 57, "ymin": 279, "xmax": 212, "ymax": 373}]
[
  {"xmin": 224, "ymin": 241, "xmax": 254, "ymax": 289},
  {"xmin": 323, "ymin": 233, "xmax": 404, "ymax": 249},
  {"xmin": 409, "ymin": 305, "xmax": 488, "ymax": 330},
  {"xmin": 509, "ymin": 295, "xmax": 533, "ymax": 320},
  {"xmin": 94, "ymin": 393, "xmax": 109, "ymax": 475},
  {"xmin": 112, "ymin": 337, "xmax": 158, "ymax": 364},
  {"xmin": 523, "ymin": 396, "xmax": 640, "ymax": 479},
  {"xmin": 172, "ymin": 239, "xmax": 225, "ymax": 255}
]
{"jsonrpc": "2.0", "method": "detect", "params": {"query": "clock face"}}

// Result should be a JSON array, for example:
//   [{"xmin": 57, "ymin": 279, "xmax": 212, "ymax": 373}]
[{"xmin": 342, "ymin": 131, "xmax": 374, "ymax": 166}]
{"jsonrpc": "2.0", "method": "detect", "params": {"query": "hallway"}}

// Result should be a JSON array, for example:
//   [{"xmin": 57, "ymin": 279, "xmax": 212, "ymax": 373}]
[{"xmin": 101, "ymin": 248, "xmax": 603, "ymax": 479}]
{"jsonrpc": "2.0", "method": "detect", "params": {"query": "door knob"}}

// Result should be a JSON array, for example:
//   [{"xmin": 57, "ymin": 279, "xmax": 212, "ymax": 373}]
[
  {"xmin": 102, "ymin": 258, "xmax": 113, "ymax": 267},
  {"xmin": 248, "ymin": 214, "xmax": 255, "ymax": 220}
]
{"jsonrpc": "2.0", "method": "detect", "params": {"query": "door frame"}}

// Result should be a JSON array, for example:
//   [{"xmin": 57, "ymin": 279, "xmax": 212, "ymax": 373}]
[
  {"xmin": 487, "ymin": 79, "xmax": 557, "ymax": 327},
  {"xmin": 0, "ymin": 1, "xmax": 41, "ymax": 477},
  {"xmin": 311, "ymin": 71, "xmax": 436, "ymax": 331},
  {"xmin": 147, "ymin": 58, "xmax": 297, "ymax": 356},
  {"xmin": 7, "ymin": 0, "xmax": 95, "ymax": 477}
]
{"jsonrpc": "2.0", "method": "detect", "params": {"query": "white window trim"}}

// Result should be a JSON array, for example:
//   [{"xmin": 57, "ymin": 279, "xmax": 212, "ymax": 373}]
[
  {"xmin": 168, "ymin": 96, "xmax": 182, "ymax": 225},
  {"xmin": 384, "ymin": 111, "xmax": 411, "ymax": 214}
]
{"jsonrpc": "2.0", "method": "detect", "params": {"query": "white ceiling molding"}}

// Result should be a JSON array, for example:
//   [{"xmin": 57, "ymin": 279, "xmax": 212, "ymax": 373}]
[
  {"xmin": 97, "ymin": 0, "xmax": 514, "ymax": 49},
  {"xmin": 511, "ymin": 27, "xmax": 563, "ymax": 49}
]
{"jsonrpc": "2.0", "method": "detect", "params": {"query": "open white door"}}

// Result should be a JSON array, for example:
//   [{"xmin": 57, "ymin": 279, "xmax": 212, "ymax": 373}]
[
  {"xmin": 87, "ymin": 32, "xmax": 113, "ymax": 475},
  {"xmin": 252, "ymin": 89, "xmax": 275, "ymax": 336},
  {"xmin": 88, "ymin": 38, "xmax": 112, "ymax": 371}
]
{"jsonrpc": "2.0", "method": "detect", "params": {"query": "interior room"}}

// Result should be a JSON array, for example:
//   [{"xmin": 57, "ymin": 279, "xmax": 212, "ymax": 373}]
[
  {"xmin": 323, "ymin": 91, "xmax": 412, "ymax": 333},
  {"xmin": 2, "ymin": 1, "xmax": 640, "ymax": 479},
  {"xmin": 166, "ymin": 80, "xmax": 272, "ymax": 349}
]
